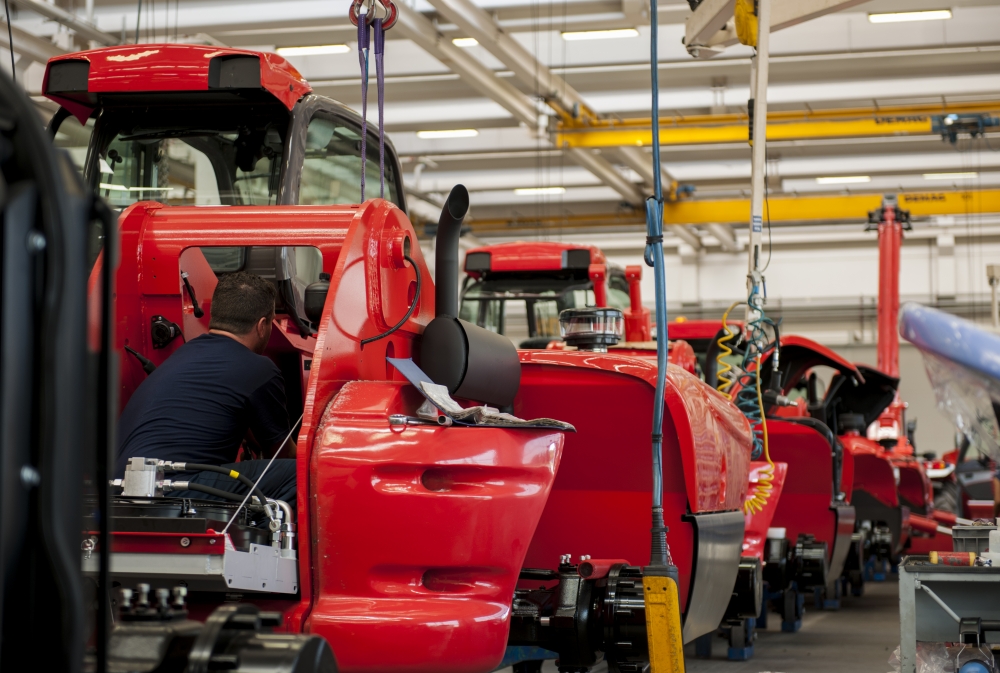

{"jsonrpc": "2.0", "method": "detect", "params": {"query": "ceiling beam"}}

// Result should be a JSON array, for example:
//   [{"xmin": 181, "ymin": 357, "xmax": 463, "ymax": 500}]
[
  {"xmin": 0, "ymin": 17, "xmax": 64, "ymax": 66},
  {"xmin": 465, "ymin": 189, "xmax": 1000, "ymax": 232},
  {"xmin": 675, "ymin": 225, "xmax": 704, "ymax": 249},
  {"xmin": 394, "ymin": 2, "xmax": 539, "ymax": 127},
  {"xmin": 705, "ymin": 223, "xmax": 741, "ymax": 252},
  {"xmin": 399, "ymin": 0, "xmax": 644, "ymax": 206},
  {"xmin": 423, "ymin": 0, "xmax": 594, "ymax": 121},
  {"xmin": 11, "ymin": 0, "xmax": 119, "ymax": 46},
  {"xmin": 616, "ymin": 145, "xmax": 676, "ymax": 190}
]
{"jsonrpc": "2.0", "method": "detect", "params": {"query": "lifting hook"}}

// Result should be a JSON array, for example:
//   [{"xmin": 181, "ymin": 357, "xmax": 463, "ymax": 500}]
[{"xmin": 349, "ymin": 0, "xmax": 398, "ymax": 30}]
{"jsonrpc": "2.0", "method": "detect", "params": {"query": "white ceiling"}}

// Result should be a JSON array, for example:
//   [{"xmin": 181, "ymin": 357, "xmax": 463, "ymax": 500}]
[{"xmin": 6, "ymin": 0, "xmax": 1000, "ymax": 229}]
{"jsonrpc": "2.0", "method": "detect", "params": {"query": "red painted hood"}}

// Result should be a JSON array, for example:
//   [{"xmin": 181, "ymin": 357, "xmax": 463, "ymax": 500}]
[
  {"xmin": 464, "ymin": 241, "xmax": 606, "ymax": 275},
  {"xmin": 44, "ymin": 44, "xmax": 311, "ymax": 121}
]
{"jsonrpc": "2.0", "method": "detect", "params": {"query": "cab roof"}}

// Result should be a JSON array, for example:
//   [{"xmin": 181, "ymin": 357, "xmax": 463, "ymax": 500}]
[
  {"xmin": 44, "ymin": 44, "xmax": 312, "ymax": 122},
  {"xmin": 464, "ymin": 241, "xmax": 607, "ymax": 277}
]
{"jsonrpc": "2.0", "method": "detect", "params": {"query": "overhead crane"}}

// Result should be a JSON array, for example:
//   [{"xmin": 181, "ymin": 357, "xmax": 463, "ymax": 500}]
[
  {"xmin": 554, "ymin": 101, "xmax": 1000, "ymax": 149},
  {"xmin": 466, "ymin": 188, "xmax": 1000, "ymax": 234}
]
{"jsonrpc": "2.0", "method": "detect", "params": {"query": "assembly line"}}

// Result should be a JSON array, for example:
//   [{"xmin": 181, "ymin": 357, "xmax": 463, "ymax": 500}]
[{"xmin": 0, "ymin": 1, "xmax": 999, "ymax": 672}]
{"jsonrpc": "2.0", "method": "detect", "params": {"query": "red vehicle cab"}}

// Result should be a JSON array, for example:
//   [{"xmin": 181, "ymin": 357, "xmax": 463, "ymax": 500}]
[
  {"xmin": 46, "ymin": 44, "xmax": 405, "ymax": 217},
  {"xmin": 461, "ymin": 242, "xmax": 695, "ymax": 372}
]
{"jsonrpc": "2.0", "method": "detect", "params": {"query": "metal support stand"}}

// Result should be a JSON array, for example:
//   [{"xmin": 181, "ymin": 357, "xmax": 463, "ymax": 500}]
[
  {"xmin": 813, "ymin": 579, "xmax": 842, "ymax": 610},
  {"xmin": 726, "ymin": 618, "xmax": 756, "ymax": 661},
  {"xmin": 780, "ymin": 584, "xmax": 804, "ymax": 633},
  {"xmin": 866, "ymin": 556, "xmax": 889, "ymax": 582},
  {"xmin": 694, "ymin": 632, "xmax": 713, "ymax": 659}
]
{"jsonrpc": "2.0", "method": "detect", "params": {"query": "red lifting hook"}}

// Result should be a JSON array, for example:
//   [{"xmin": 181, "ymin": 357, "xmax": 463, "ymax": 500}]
[{"xmin": 349, "ymin": 0, "xmax": 398, "ymax": 30}]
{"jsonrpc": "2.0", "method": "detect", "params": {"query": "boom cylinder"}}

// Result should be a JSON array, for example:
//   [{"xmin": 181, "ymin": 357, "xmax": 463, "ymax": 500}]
[{"xmin": 877, "ymin": 200, "xmax": 903, "ymax": 378}]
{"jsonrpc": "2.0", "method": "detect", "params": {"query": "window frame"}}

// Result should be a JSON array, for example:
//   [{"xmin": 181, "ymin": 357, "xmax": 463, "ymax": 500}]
[{"xmin": 288, "ymin": 95, "xmax": 407, "ymax": 213}]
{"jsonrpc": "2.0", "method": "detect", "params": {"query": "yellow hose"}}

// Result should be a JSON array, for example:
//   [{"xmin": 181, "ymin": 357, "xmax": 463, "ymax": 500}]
[
  {"xmin": 715, "ymin": 301, "xmax": 742, "ymax": 399},
  {"xmin": 743, "ymin": 354, "xmax": 774, "ymax": 515}
]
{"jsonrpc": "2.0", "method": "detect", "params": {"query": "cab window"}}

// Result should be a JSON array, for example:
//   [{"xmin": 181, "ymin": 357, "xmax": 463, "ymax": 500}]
[
  {"xmin": 52, "ymin": 114, "xmax": 94, "ymax": 175},
  {"xmin": 300, "ymin": 115, "xmax": 399, "ymax": 207}
]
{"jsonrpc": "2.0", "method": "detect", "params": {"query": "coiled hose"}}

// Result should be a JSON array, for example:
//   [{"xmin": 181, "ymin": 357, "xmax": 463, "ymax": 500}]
[{"xmin": 715, "ymin": 294, "xmax": 777, "ymax": 513}]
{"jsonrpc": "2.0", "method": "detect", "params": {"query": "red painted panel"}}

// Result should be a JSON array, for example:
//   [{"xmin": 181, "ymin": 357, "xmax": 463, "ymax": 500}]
[
  {"xmin": 515, "ymin": 355, "xmax": 752, "ymax": 606},
  {"xmin": 895, "ymin": 458, "xmax": 932, "ymax": 512},
  {"xmin": 464, "ymin": 241, "xmax": 606, "ymax": 275},
  {"xmin": 742, "ymin": 461, "xmax": 788, "ymax": 560},
  {"xmin": 843, "ymin": 436, "xmax": 899, "ymax": 508},
  {"xmin": 92, "ymin": 531, "xmax": 226, "ymax": 555},
  {"xmin": 44, "ymin": 45, "xmax": 311, "ymax": 120},
  {"xmin": 306, "ymin": 381, "xmax": 563, "ymax": 673},
  {"xmin": 767, "ymin": 421, "xmax": 839, "ymax": 556}
]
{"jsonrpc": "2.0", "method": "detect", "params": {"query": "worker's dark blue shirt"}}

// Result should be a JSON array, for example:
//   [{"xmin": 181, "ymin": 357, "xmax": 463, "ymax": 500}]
[{"xmin": 115, "ymin": 333, "xmax": 289, "ymax": 478}]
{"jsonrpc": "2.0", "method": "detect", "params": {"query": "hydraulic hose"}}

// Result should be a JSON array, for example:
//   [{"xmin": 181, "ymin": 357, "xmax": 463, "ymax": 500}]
[
  {"xmin": 643, "ymin": 0, "xmax": 672, "ymax": 571},
  {"xmin": 360, "ymin": 253, "xmax": 421, "ymax": 345},
  {"xmin": 178, "ymin": 463, "xmax": 270, "ymax": 511},
  {"xmin": 167, "ymin": 481, "xmax": 250, "ymax": 503}
]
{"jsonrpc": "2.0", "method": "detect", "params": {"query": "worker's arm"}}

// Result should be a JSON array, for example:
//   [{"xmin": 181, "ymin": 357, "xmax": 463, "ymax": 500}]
[
  {"xmin": 993, "ymin": 476, "xmax": 1000, "ymax": 518},
  {"xmin": 248, "ymin": 369, "xmax": 297, "ymax": 461}
]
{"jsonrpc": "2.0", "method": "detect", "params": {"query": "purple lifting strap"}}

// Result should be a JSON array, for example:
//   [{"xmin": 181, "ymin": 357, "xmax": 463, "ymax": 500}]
[
  {"xmin": 374, "ymin": 18, "xmax": 386, "ymax": 199},
  {"xmin": 357, "ymin": 15, "xmax": 370, "ymax": 202}
]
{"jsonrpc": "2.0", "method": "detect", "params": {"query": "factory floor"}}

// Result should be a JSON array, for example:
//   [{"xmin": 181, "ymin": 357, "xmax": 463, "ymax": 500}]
[
  {"xmin": 497, "ymin": 578, "xmax": 900, "ymax": 673},
  {"xmin": 686, "ymin": 578, "xmax": 901, "ymax": 673}
]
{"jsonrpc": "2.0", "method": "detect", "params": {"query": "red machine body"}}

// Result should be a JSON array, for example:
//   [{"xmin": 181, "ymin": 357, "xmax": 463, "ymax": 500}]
[
  {"xmin": 514, "ymin": 350, "xmax": 752, "ymax": 642},
  {"xmin": 93, "ymin": 200, "xmax": 570, "ymax": 671}
]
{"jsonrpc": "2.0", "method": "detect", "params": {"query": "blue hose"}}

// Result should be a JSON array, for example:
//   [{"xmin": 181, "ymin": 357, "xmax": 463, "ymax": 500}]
[{"xmin": 644, "ymin": 0, "xmax": 672, "ymax": 569}]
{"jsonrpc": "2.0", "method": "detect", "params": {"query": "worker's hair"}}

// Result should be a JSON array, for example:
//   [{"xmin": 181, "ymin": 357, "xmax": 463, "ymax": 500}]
[{"xmin": 209, "ymin": 271, "xmax": 276, "ymax": 335}]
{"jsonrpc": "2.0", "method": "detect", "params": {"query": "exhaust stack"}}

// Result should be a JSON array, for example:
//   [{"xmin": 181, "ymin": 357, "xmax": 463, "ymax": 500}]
[{"xmin": 434, "ymin": 184, "xmax": 470, "ymax": 318}]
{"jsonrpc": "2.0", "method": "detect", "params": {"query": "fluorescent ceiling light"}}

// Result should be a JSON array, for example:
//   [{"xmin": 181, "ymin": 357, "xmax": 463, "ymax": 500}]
[
  {"xmin": 816, "ymin": 176, "xmax": 871, "ymax": 185},
  {"xmin": 514, "ymin": 187, "xmax": 566, "ymax": 195},
  {"xmin": 276, "ymin": 44, "xmax": 350, "ymax": 56},
  {"xmin": 99, "ymin": 184, "xmax": 172, "ymax": 192},
  {"xmin": 561, "ymin": 28, "xmax": 640, "ymax": 41},
  {"xmin": 868, "ymin": 10, "xmax": 952, "ymax": 23},
  {"xmin": 924, "ymin": 172, "xmax": 979, "ymax": 180},
  {"xmin": 452, "ymin": 37, "xmax": 479, "ymax": 48},
  {"xmin": 416, "ymin": 129, "xmax": 479, "ymax": 139}
]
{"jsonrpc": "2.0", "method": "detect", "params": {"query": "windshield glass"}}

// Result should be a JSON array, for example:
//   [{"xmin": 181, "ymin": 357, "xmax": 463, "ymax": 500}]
[{"xmin": 89, "ymin": 103, "xmax": 290, "ymax": 210}]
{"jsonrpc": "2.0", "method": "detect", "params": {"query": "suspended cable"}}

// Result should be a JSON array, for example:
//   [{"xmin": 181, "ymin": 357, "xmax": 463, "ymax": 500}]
[
  {"xmin": 134, "ymin": 0, "xmax": 142, "ymax": 44},
  {"xmin": 4, "ymin": 0, "xmax": 14, "ymax": 83},
  {"xmin": 644, "ymin": 0, "xmax": 673, "ymax": 571}
]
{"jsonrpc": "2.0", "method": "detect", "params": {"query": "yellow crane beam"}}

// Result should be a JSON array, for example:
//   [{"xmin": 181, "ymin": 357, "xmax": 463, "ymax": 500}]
[
  {"xmin": 467, "ymin": 189, "xmax": 1000, "ymax": 233},
  {"xmin": 554, "ymin": 101, "xmax": 1000, "ymax": 148}
]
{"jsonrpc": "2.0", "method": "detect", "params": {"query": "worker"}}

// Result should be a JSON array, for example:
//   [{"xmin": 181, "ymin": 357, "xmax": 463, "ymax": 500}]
[{"xmin": 115, "ymin": 271, "xmax": 297, "ymax": 506}]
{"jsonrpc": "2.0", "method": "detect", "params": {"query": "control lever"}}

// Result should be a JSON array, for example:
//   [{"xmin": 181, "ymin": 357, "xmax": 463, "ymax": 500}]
[{"xmin": 180, "ymin": 271, "xmax": 204, "ymax": 318}]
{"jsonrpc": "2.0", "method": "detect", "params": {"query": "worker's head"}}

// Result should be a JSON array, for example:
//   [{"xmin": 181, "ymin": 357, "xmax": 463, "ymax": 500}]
[{"xmin": 209, "ymin": 272, "xmax": 276, "ymax": 354}]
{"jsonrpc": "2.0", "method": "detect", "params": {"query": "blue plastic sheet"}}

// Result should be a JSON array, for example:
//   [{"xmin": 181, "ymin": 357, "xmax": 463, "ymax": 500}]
[{"xmin": 900, "ymin": 303, "xmax": 1000, "ymax": 458}]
